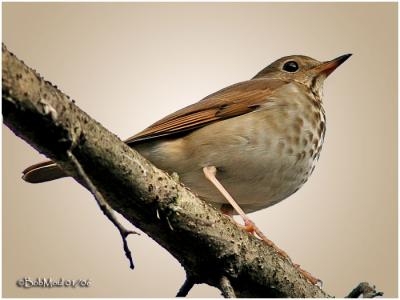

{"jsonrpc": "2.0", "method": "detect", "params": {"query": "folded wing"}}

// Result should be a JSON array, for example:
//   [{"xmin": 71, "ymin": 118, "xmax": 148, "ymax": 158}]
[{"xmin": 125, "ymin": 78, "xmax": 287, "ymax": 144}]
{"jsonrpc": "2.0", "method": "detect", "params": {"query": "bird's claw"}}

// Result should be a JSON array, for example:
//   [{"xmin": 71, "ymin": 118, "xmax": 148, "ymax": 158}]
[{"xmin": 294, "ymin": 264, "xmax": 322, "ymax": 286}]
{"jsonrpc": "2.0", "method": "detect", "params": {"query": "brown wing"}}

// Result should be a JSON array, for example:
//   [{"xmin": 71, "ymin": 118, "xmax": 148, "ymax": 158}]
[{"xmin": 125, "ymin": 78, "xmax": 288, "ymax": 144}]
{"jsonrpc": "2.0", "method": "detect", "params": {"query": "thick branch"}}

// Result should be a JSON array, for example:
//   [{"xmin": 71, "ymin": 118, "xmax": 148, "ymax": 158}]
[{"xmin": 2, "ymin": 44, "xmax": 371, "ymax": 297}]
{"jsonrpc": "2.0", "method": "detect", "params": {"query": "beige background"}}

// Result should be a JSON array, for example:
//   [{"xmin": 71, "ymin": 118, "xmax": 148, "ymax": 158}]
[{"xmin": 2, "ymin": 2, "xmax": 397, "ymax": 298}]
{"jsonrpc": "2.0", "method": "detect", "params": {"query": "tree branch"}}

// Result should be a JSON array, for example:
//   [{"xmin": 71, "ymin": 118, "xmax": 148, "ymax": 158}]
[
  {"xmin": 176, "ymin": 276, "xmax": 196, "ymax": 297},
  {"xmin": 67, "ymin": 150, "xmax": 139, "ymax": 269},
  {"xmin": 2, "ymin": 43, "xmax": 380, "ymax": 297},
  {"xmin": 220, "ymin": 276, "xmax": 236, "ymax": 298},
  {"xmin": 346, "ymin": 282, "xmax": 384, "ymax": 298}
]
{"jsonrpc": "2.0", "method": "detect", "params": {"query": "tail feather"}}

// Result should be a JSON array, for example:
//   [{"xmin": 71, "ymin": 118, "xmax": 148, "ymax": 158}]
[{"xmin": 22, "ymin": 160, "xmax": 67, "ymax": 183}]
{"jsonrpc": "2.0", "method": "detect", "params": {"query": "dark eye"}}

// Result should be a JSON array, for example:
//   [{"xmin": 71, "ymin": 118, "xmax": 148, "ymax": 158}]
[{"xmin": 282, "ymin": 61, "xmax": 299, "ymax": 72}]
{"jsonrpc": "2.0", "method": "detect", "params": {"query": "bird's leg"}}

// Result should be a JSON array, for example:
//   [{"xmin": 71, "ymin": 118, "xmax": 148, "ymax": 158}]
[
  {"xmin": 202, "ymin": 166, "xmax": 321, "ymax": 286},
  {"xmin": 202, "ymin": 166, "xmax": 289, "ymax": 258}
]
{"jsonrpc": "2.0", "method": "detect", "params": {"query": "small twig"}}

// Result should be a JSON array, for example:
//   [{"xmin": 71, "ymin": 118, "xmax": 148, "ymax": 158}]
[
  {"xmin": 67, "ymin": 150, "xmax": 139, "ymax": 269},
  {"xmin": 346, "ymin": 282, "xmax": 384, "ymax": 298},
  {"xmin": 220, "ymin": 276, "xmax": 236, "ymax": 298},
  {"xmin": 176, "ymin": 276, "xmax": 195, "ymax": 297}
]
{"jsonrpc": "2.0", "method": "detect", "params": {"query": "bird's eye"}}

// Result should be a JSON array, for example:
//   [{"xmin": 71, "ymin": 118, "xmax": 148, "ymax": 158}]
[{"xmin": 282, "ymin": 61, "xmax": 299, "ymax": 72}]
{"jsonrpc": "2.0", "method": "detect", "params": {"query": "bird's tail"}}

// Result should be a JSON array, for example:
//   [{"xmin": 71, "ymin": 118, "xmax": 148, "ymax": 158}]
[{"xmin": 22, "ymin": 160, "xmax": 67, "ymax": 183}]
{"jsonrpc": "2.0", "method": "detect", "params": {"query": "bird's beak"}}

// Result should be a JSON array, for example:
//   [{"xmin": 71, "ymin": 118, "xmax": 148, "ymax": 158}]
[{"xmin": 315, "ymin": 54, "xmax": 352, "ymax": 77}]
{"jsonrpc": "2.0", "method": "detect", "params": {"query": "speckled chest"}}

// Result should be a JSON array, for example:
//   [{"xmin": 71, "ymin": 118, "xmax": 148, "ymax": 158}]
[
  {"xmin": 233, "ymin": 82, "xmax": 327, "ymax": 210},
  {"xmin": 278, "ymin": 84, "xmax": 325, "ymax": 176},
  {"xmin": 137, "ymin": 82, "xmax": 327, "ymax": 212}
]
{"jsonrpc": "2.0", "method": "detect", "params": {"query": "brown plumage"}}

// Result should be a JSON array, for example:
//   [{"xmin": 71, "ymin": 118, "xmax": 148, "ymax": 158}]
[{"xmin": 125, "ymin": 78, "xmax": 287, "ymax": 143}]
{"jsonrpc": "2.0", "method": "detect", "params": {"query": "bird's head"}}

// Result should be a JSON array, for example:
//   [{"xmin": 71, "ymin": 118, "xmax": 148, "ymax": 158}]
[{"xmin": 253, "ymin": 54, "xmax": 352, "ymax": 100}]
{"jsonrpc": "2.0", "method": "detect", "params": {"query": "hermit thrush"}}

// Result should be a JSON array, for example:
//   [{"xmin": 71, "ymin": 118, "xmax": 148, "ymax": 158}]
[{"xmin": 22, "ymin": 54, "xmax": 351, "ymax": 282}]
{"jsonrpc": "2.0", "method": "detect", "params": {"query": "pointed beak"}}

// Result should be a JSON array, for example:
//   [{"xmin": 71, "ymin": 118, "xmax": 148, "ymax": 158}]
[{"xmin": 315, "ymin": 54, "xmax": 352, "ymax": 77}]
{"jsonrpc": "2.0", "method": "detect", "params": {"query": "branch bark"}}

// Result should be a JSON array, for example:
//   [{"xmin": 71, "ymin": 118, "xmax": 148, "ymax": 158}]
[
  {"xmin": 2, "ymin": 44, "xmax": 379, "ymax": 298},
  {"xmin": 220, "ymin": 276, "xmax": 236, "ymax": 298},
  {"xmin": 176, "ymin": 276, "xmax": 196, "ymax": 297},
  {"xmin": 346, "ymin": 282, "xmax": 383, "ymax": 298}
]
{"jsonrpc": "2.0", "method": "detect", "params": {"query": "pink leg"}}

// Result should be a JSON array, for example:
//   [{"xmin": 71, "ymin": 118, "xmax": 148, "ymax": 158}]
[
  {"xmin": 202, "ymin": 166, "xmax": 288, "ymax": 257},
  {"xmin": 202, "ymin": 166, "xmax": 320, "ymax": 285}
]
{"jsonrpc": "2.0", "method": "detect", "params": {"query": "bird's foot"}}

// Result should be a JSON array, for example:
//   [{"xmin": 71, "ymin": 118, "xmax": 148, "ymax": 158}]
[
  {"xmin": 243, "ymin": 219, "xmax": 257, "ymax": 233},
  {"xmin": 239, "ymin": 218, "xmax": 320, "ymax": 286},
  {"xmin": 239, "ymin": 218, "xmax": 290, "ymax": 259},
  {"xmin": 294, "ymin": 264, "xmax": 322, "ymax": 286}
]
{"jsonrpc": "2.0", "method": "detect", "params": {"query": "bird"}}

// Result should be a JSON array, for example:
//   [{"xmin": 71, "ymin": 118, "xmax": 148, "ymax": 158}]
[{"xmin": 22, "ymin": 54, "xmax": 351, "ymax": 283}]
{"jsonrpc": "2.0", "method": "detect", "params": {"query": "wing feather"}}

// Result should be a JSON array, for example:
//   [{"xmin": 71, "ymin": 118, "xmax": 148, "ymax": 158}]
[{"xmin": 125, "ymin": 78, "xmax": 287, "ymax": 144}]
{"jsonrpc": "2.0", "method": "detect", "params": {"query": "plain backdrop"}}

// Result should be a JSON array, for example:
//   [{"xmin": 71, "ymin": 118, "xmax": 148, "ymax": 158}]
[{"xmin": 3, "ymin": 2, "xmax": 397, "ymax": 297}]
